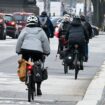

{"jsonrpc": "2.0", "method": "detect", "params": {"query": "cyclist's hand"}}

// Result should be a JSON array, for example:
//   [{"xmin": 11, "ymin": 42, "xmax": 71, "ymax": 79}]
[{"xmin": 16, "ymin": 52, "xmax": 21, "ymax": 55}]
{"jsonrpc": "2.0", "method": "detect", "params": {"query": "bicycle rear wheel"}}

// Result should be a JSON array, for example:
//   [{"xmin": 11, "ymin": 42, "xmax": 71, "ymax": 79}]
[
  {"xmin": 27, "ymin": 75, "xmax": 34, "ymax": 102},
  {"xmin": 75, "ymin": 65, "xmax": 79, "ymax": 80},
  {"xmin": 74, "ymin": 54, "xmax": 79, "ymax": 80},
  {"xmin": 64, "ymin": 63, "xmax": 68, "ymax": 74}
]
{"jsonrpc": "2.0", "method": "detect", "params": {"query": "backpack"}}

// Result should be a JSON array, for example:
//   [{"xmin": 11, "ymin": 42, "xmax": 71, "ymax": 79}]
[
  {"xmin": 68, "ymin": 25, "xmax": 85, "ymax": 43},
  {"xmin": 39, "ymin": 17, "xmax": 48, "ymax": 29}
]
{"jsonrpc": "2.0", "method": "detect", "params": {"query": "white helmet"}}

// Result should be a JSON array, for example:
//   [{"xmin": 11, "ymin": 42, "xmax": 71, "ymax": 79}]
[
  {"xmin": 63, "ymin": 14, "xmax": 70, "ymax": 22},
  {"xmin": 26, "ymin": 15, "xmax": 38, "ymax": 26}
]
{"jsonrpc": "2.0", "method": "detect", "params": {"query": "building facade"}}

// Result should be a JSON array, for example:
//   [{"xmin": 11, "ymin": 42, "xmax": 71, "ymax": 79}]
[{"xmin": 0, "ymin": 0, "xmax": 39, "ymax": 15}]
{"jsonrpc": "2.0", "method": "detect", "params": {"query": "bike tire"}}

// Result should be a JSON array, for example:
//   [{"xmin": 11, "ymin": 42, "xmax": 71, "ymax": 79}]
[
  {"xmin": 64, "ymin": 63, "xmax": 68, "ymax": 74},
  {"xmin": 74, "ymin": 54, "xmax": 79, "ymax": 80},
  {"xmin": 28, "ymin": 76, "xmax": 34, "ymax": 102},
  {"xmin": 75, "ymin": 65, "xmax": 79, "ymax": 80}
]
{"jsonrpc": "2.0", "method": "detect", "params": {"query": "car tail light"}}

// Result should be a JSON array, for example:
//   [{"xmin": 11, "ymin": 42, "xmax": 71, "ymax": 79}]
[
  {"xmin": 11, "ymin": 21, "xmax": 15, "ymax": 25},
  {"xmin": 27, "ymin": 65, "xmax": 33, "ymax": 70},
  {"xmin": 7, "ymin": 21, "xmax": 16, "ymax": 26},
  {"xmin": 54, "ymin": 26, "xmax": 60, "ymax": 38},
  {"xmin": 0, "ymin": 19, "xmax": 3, "ymax": 23}
]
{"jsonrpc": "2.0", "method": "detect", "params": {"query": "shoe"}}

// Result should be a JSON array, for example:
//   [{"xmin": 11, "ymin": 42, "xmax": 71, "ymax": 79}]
[
  {"xmin": 83, "ymin": 56, "xmax": 88, "ymax": 62},
  {"xmin": 37, "ymin": 89, "xmax": 42, "ymax": 96}
]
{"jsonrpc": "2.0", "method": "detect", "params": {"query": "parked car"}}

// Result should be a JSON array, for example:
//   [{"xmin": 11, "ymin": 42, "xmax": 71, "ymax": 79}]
[
  {"xmin": 0, "ymin": 14, "xmax": 6, "ymax": 40},
  {"xmin": 3, "ymin": 14, "xmax": 19, "ymax": 39},
  {"xmin": 50, "ymin": 17, "xmax": 63, "ymax": 28},
  {"xmin": 13, "ymin": 12, "xmax": 34, "ymax": 34}
]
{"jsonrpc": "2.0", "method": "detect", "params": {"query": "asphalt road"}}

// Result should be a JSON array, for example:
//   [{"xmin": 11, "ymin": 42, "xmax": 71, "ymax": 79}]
[{"xmin": 0, "ymin": 34, "xmax": 105, "ymax": 105}]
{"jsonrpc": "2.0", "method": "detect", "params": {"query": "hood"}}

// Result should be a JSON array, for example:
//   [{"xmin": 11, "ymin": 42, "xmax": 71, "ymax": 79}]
[
  {"xmin": 71, "ymin": 20, "xmax": 81, "ymax": 27},
  {"xmin": 25, "ymin": 27, "xmax": 42, "ymax": 35}
]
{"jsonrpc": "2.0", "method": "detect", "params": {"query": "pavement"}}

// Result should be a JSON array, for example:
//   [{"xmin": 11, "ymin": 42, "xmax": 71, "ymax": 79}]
[
  {"xmin": 1, "ymin": 34, "xmax": 105, "ymax": 105},
  {"xmin": 76, "ymin": 32, "xmax": 105, "ymax": 105}
]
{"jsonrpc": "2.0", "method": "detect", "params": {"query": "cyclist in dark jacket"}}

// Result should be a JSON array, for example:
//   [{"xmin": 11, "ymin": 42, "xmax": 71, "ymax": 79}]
[
  {"xmin": 38, "ymin": 11, "xmax": 54, "ymax": 40},
  {"xmin": 80, "ymin": 15, "xmax": 92, "ymax": 62},
  {"xmin": 16, "ymin": 15, "xmax": 50, "ymax": 96},
  {"xmin": 58, "ymin": 14, "xmax": 71, "ymax": 59},
  {"xmin": 66, "ymin": 16, "xmax": 88, "ymax": 70}
]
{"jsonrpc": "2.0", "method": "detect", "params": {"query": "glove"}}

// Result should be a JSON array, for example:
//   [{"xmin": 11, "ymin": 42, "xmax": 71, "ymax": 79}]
[
  {"xmin": 49, "ymin": 34, "xmax": 54, "ymax": 38},
  {"xmin": 16, "ymin": 52, "xmax": 21, "ymax": 55}
]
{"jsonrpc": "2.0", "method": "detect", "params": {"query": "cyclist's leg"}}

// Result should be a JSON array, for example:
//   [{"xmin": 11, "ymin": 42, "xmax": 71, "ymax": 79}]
[
  {"xmin": 79, "ymin": 44, "xmax": 84, "ymax": 70},
  {"xmin": 21, "ymin": 49, "xmax": 30, "ymax": 61},
  {"xmin": 37, "ymin": 82, "xmax": 42, "ymax": 95}
]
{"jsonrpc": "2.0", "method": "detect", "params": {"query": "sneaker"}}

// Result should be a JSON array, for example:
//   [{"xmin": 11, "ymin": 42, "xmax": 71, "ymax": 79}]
[
  {"xmin": 37, "ymin": 89, "xmax": 42, "ymax": 96},
  {"xmin": 83, "ymin": 56, "xmax": 88, "ymax": 62}
]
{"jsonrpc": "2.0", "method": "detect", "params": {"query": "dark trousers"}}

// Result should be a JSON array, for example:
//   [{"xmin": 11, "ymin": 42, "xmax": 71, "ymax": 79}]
[
  {"xmin": 21, "ymin": 49, "xmax": 43, "ymax": 62},
  {"xmin": 83, "ymin": 43, "xmax": 88, "ymax": 59}
]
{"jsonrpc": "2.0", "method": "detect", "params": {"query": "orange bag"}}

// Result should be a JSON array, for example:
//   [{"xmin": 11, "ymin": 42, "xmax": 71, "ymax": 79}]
[
  {"xmin": 17, "ymin": 59, "xmax": 27, "ymax": 82},
  {"xmin": 17, "ymin": 59, "xmax": 33, "ymax": 82}
]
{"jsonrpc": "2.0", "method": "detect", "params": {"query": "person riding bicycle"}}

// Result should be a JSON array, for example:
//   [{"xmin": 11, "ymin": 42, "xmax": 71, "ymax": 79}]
[
  {"xmin": 80, "ymin": 15, "xmax": 92, "ymax": 62},
  {"xmin": 16, "ymin": 15, "xmax": 50, "ymax": 96},
  {"xmin": 65, "ymin": 16, "xmax": 88, "ymax": 70},
  {"xmin": 38, "ymin": 11, "xmax": 54, "ymax": 40},
  {"xmin": 57, "ymin": 14, "xmax": 71, "ymax": 59}
]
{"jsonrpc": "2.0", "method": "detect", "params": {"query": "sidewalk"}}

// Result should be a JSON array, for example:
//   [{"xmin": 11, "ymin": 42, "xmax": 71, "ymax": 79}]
[{"xmin": 76, "ymin": 60, "xmax": 105, "ymax": 105}]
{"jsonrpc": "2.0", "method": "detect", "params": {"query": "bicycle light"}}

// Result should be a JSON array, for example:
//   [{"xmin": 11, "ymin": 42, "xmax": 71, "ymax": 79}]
[
  {"xmin": 68, "ymin": 56, "xmax": 72, "ymax": 59},
  {"xmin": 27, "ymin": 65, "xmax": 33, "ymax": 70}
]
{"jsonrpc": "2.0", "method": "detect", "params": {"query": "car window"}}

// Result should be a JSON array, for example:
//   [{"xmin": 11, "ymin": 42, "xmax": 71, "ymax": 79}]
[
  {"xmin": 13, "ymin": 14, "xmax": 30, "ymax": 21},
  {"xmin": 24, "ymin": 15, "xmax": 29, "ymax": 21},
  {"xmin": 13, "ymin": 14, "xmax": 23, "ymax": 21},
  {"xmin": 3, "ymin": 15, "xmax": 13, "ymax": 21}
]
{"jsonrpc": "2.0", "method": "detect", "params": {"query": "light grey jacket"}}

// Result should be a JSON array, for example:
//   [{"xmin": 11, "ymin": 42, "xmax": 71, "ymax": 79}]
[{"xmin": 16, "ymin": 27, "xmax": 50, "ymax": 54}]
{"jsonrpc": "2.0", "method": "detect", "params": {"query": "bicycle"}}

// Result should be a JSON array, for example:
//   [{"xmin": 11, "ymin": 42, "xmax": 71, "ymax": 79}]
[
  {"xmin": 63, "ymin": 43, "xmax": 84, "ymax": 79},
  {"xmin": 71, "ymin": 43, "xmax": 84, "ymax": 79},
  {"xmin": 25, "ymin": 57, "xmax": 45, "ymax": 102}
]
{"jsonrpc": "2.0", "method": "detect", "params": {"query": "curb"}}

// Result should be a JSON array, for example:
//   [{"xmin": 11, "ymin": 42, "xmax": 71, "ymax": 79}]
[{"xmin": 76, "ymin": 61, "xmax": 105, "ymax": 105}]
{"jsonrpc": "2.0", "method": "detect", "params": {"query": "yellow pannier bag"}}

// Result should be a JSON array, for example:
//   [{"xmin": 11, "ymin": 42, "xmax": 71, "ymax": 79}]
[{"xmin": 17, "ymin": 59, "xmax": 27, "ymax": 82}]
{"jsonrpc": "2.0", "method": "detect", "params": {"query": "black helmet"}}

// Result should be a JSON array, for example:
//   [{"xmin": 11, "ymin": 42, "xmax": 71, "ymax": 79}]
[
  {"xmin": 80, "ymin": 15, "xmax": 86, "ymax": 21},
  {"xmin": 41, "ymin": 11, "xmax": 47, "ymax": 16}
]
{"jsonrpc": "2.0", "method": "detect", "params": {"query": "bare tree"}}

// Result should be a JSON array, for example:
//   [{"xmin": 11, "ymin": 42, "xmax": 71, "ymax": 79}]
[{"xmin": 91, "ymin": 0, "xmax": 105, "ymax": 27}]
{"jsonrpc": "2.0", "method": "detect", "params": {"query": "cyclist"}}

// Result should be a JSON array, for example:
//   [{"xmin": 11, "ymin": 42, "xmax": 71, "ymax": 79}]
[
  {"xmin": 66, "ymin": 16, "xmax": 88, "ymax": 70},
  {"xmin": 38, "ymin": 11, "xmax": 54, "ymax": 40},
  {"xmin": 57, "ymin": 14, "xmax": 71, "ymax": 59},
  {"xmin": 16, "ymin": 15, "xmax": 50, "ymax": 96},
  {"xmin": 80, "ymin": 15, "xmax": 92, "ymax": 62}
]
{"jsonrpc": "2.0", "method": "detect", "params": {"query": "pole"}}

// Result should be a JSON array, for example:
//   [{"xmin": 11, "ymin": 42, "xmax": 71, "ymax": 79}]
[
  {"xmin": 84, "ymin": 0, "xmax": 87, "ymax": 16},
  {"xmin": 43, "ymin": 0, "xmax": 50, "ymax": 16}
]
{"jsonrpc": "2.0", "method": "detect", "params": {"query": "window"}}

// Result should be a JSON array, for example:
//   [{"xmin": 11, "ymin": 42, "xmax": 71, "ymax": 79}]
[{"xmin": 27, "ymin": 0, "xmax": 36, "ymax": 4}]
